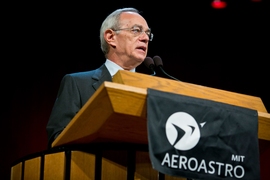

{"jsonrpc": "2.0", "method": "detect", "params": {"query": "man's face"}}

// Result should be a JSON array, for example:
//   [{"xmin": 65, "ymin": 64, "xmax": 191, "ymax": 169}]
[{"xmin": 112, "ymin": 12, "xmax": 151, "ymax": 69}]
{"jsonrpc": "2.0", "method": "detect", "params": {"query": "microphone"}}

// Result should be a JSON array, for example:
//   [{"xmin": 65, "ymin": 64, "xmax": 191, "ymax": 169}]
[
  {"xmin": 153, "ymin": 55, "xmax": 181, "ymax": 81},
  {"xmin": 143, "ymin": 56, "xmax": 156, "ymax": 76}
]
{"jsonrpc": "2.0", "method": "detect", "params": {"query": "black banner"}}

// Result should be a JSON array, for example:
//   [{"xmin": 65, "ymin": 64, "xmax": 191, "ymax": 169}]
[{"xmin": 147, "ymin": 89, "xmax": 260, "ymax": 180}]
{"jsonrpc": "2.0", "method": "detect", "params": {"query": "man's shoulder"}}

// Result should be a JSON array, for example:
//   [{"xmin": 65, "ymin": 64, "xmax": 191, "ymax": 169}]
[
  {"xmin": 66, "ymin": 64, "xmax": 107, "ymax": 78},
  {"xmin": 69, "ymin": 70, "xmax": 95, "ymax": 77}
]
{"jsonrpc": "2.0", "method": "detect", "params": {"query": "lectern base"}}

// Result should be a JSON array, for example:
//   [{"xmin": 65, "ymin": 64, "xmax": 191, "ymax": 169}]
[{"xmin": 11, "ymin": 143, "xmax": 187, "ymax": 180}]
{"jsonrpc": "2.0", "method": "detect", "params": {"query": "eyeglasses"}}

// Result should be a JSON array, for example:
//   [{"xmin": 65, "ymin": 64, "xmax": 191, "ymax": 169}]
[{"xmin": 113, "ymin": 26, "xmax": 154, "ymax": 41}]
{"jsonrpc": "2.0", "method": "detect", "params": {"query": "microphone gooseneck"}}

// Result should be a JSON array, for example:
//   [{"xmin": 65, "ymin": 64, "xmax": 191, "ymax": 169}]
[
  {"xmin": 153, "ymin": 55, "xmax": 181, "ymax": 81},
  {"xmin": 143, "ymin": 57, "xmax": 156, "ymax": 76}
]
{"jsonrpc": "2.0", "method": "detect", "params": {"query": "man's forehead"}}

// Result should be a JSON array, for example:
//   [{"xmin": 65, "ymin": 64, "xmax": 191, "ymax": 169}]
[
  {"xmin": 120, "ymin": 12, "xmax": 141, "ymax": 20},
  {"xmin": 120, "ymin": 12, "xmax": 148, "ymax": 27}
]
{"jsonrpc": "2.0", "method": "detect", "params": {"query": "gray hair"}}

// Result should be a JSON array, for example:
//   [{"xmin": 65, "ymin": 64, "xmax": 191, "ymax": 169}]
[{"xmin": 100, "ymin": 7, "xmax": 140, "ymax": 57}]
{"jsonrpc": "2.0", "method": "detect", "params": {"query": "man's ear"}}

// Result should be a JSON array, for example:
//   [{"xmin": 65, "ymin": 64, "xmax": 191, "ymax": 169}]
[{"xmin": 104, "ymin": 29, "xmax": 117, "ymax": 47}]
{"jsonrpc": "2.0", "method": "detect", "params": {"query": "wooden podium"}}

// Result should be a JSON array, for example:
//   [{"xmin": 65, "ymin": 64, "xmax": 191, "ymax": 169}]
[{"xmin": 11, "ymin": 70, "xmax": 270, "ymax": 180}]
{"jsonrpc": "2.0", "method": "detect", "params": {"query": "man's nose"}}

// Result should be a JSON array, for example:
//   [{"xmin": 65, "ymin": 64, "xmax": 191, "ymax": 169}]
[{"xmin": 139, "ymin": 31, "xmax": 150, "ymax": 41}]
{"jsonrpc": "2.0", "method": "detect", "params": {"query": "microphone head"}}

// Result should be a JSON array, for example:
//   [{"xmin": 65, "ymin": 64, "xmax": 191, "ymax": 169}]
[
  {"xmin": 143, "ymin": 56, "xmax": 155, "ymax": 69},
  {"xmin": 153, "ymin": 55, "xmax": 163, "ymax": 67}
]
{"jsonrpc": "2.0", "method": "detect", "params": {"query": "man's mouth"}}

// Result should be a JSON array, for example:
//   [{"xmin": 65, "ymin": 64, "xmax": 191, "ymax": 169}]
[{"xmin": 136, "ymin": 46, "xmax": 146, "ymax": 52}]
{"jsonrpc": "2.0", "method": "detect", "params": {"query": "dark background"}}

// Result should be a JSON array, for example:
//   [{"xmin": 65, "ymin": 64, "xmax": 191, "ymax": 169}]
[{"xmin": 2, "ymin": 0, "xmax": 270, "ymax": 179}]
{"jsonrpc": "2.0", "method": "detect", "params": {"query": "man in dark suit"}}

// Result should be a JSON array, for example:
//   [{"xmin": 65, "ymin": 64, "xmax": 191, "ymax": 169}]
[{"xmin": 46, "ymin": 7, "xmax": 153, "ymax": 147}]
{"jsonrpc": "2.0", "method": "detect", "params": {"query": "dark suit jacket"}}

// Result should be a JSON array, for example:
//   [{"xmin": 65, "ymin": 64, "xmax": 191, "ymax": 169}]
[{"xmin": 46, "ymin": 64, "xmax": 112, "ymax": 147}]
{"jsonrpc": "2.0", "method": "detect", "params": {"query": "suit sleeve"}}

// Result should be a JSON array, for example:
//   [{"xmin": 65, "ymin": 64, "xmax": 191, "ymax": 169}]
[{"xmin": 46, "ymin": 74, "xmax": 82, "ymax": 147}]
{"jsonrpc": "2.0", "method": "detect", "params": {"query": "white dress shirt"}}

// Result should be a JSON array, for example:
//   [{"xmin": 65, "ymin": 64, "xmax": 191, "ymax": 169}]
[{"xmin": 105, "ymin": 59, "xmax": 135, "ymax": 77}]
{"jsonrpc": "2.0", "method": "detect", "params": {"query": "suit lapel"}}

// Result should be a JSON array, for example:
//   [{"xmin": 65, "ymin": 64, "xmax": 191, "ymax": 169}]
[{"xmin": 92, "ymin": 64, "xmax": 112, "ymax": 90}]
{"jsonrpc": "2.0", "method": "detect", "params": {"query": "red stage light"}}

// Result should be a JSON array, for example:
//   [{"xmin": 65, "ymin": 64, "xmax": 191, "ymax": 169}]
[{"xmin": 211, "ymin": 0, "xmax": 227, "ymax": 9}]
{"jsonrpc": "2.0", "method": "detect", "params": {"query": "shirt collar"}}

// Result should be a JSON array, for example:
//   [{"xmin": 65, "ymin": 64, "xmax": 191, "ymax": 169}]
[{"xmin": 105, "ymin": 59, "xmax": 135, "ymax": 77}]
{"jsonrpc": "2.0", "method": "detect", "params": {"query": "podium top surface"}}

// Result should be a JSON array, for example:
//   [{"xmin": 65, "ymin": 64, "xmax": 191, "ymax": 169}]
[{"xmin": 113, "ymin": 70, "xmax": 268, "ymax": 113}]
